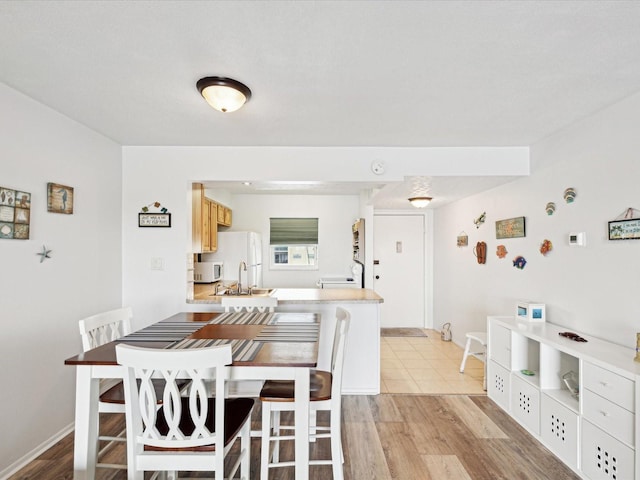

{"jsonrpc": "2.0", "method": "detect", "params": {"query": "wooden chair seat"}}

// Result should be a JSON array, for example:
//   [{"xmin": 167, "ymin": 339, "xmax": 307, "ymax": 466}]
[
  {"xmin": 259, "ymin": 370, "xmax": 332, "ymax": 402},
  {"xmin": 146, "ymin": 397, "xmax": 254, "ymax": 452},
  {"xmin": 99, "ymin": 379, "xmax": 190, "ymax": 404}
]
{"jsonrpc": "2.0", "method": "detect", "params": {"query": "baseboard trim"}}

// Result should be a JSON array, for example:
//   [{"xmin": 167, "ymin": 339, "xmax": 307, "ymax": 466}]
[{"xmin": 0, "ymin": 422, "xmax": 74, "ymax": 480}]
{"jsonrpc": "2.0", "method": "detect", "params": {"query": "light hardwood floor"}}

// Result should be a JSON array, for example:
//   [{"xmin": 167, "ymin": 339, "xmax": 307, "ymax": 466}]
[{"xmin": 9, "ymin": 394, "xmax": 579, "ymax": 480}]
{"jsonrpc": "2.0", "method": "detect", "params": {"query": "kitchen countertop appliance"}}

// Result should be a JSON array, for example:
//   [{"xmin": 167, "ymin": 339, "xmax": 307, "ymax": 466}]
[{"xmin": 317, "ymin": 263, "xmax": 363, "ymax": 289}]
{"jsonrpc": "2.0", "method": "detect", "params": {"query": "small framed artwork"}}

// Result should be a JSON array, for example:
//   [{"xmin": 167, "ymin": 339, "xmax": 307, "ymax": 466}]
[
  {"xmin": 608, "ymin": 218, "xmax": 640, "ymax": 240},
  {"xmin": 0, "ymin": 187, "xmax": 30, "ymax": 240},
  {"xmin": 456, "ymin": 233, "xmax": 468, "ymax": 247},
  {"xmin": 495, "ymin": 216, "xmax": 526, "ymax": 239},
  {"xmin": 139, "ymin": 213, "xmax": 171, "ymax": 227},
  {"xmin": 47, "ymin": 183, "xmax": 74, "ymax": 214}
]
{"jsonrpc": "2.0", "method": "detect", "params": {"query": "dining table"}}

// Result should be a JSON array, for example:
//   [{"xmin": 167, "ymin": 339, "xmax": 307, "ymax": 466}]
[{"xmin": 65, "ymin": 310, "xmax": 320, "ymax": 480}]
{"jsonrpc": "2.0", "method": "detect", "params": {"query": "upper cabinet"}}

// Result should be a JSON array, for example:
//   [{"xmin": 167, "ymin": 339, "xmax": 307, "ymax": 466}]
[{"xmin": 192, "ymin": 183, "xmax": 231, "ymax": 253}]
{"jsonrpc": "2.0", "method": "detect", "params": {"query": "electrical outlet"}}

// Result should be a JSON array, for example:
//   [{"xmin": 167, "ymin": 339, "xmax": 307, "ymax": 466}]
[{"xmin": 151, "ymin": 257, "xmax": 164, "ymax": 270}]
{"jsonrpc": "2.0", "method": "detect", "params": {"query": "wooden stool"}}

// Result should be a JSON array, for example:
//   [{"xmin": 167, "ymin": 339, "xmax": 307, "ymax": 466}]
[{"xmin": 459, "ymin": 332, "xmax": 487, "ymax": 390}]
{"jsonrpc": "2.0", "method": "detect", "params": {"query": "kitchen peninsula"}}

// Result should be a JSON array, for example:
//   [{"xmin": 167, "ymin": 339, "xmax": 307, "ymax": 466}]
[{"xmin": 189, "ymin": 286, "xmax": 383, "ymax": 394}]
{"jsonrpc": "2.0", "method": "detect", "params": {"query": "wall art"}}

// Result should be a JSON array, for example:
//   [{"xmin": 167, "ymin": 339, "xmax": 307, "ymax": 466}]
[
  {"xmin": 513, "ymin": 255, "xmax": 527, "ymax": 269},
  {"xmin": 608, "ymin": 218, "xmax": 640, "ymax": 240},
  {"xmin": 563, "ymin": 187, "xmax": 577, "ymax": 203},
  {"xmin": 47, "ymin": 182, "xmax": 74, "ymax": 214},
  {"xmin": 496, "ymin": 245, "xmax": 508, "ymax": 258},
  {"xmin": 473, "ymin": 211, "xmax": 486, "ymax": 229},
  {"xmin": 139, "ymin": 201, "xmax": 171, "ymax": 227},
  {"xmin": 0, "ymin": 186, "xmax": 31, "ymax": 239},
  {"xmin": 456, "ymin": 232, "xmax": 468, "ymax": 247},
  {"xmin": 473, "ymin": 241, "xmax": 487, "ymax": 264},
  {"xmin": 495, "ymin": 216, "xmax": 526, "ymax": 239},
  {"xmin": 545, "ymin": 202, "xmax": 556, "ymax": 215},
  {"xmin": 540, "ymin": 239, "xmax": 553, "ymax": 255}
]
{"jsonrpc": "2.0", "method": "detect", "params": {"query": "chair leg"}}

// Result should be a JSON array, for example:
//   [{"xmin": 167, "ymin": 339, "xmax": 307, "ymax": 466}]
[
  {"xmin": 330, "ymin": 407, "xmax": 344, "ymax": 480},
  {"xmin": 261, "ymin": 402, "xmax": 272, "ymax": 480},
  {"xmin": 240, "ymin": 419, "xmax": 251, "ymax": 479},
  {"xmin": 272, "ymin": 410, "xmax": 281, "ymax": 463},
  {"xmin": 459, "ymin": 337, "xmax": 472, "ymax": 373}
]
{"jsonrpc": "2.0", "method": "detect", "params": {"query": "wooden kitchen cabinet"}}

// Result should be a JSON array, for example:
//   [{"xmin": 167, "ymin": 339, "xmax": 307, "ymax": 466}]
[
  {"xmin": 192, "ymin": 183, "xmax": 218, "ymax": 253},
  {"xmin": 216, "ymin": 203, "xmax": 232, "ymax": 226}
]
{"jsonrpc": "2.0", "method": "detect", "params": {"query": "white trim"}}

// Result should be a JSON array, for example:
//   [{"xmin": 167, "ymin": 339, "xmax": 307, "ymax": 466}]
[{"xmin": 0, "ymin": 422, "xmax": 75, "ymax": 479}]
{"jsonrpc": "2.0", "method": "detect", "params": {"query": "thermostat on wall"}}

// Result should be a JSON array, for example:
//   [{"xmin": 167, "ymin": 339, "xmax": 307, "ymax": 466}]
[{"xmin": 568, "ymin": 232, "xmax": 586, "ymax": 246}]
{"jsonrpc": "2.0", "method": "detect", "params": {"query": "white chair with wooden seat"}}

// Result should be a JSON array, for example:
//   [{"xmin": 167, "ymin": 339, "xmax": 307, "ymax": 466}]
[
  {"xmin": 221, "ymin": 295, "xmax": 278, "ymax": 313},
  {"xmin": 459, "ymin": 331, "xmax": 487, "ymax": 389},
  {"xmin": 260, "ymin": 307, "xmax": 351, "ymax": 480},
  {"xmin": 116, "ymin": 343, "xmax": 254, "ymax": 480},
  {"xmin": 78, "ymin": 306, "xmax": 133, "ymax": 471}
]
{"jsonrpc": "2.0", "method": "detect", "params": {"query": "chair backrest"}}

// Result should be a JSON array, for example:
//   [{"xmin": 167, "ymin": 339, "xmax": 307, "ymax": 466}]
[
  {"xmin": 221, "ymin": 296, "xmax": 278, "ymax": 313},
  {"xmin": 78, "ymin": 306, "xmax": 133, "ymax": 351},
  {"xmin": 116, "ymin": 343, "xmax": 232, "ymax": 452},
  {"xmin": 330, "ymin": 307, "xmax": 351, "ymax": 399}
]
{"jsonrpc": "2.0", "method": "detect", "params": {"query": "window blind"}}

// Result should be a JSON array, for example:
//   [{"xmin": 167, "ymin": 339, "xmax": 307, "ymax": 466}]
[{"xmin": 269, "ymin": 218, "xmax": 318, "ymax": 245}]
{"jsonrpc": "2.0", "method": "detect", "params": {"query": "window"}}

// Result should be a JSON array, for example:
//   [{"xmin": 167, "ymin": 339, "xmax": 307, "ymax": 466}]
[{"xmin": 269, "ymin": 218, "xmax": 318, "ymax": 270}]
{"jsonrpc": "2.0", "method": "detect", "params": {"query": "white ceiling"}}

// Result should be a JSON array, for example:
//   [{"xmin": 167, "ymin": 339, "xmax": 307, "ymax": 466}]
[{"xmin": 2, "ymin": 1, "xmax": 640, "ymax": 208}]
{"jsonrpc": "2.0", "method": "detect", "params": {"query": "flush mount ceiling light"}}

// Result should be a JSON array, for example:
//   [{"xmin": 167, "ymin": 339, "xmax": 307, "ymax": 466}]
[
  {"xmin": 196, "ymin": 76, "xmax": 252, "ymax": 113},
  {"xmin": 408, "ymin": 196, "xmax": 432, "ymax": 208}
]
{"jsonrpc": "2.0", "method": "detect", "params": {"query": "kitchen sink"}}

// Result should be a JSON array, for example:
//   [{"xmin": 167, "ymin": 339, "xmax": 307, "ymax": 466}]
[{"xmin": 210, "ymin": 287, "xmax": 276, "ymax": 297}]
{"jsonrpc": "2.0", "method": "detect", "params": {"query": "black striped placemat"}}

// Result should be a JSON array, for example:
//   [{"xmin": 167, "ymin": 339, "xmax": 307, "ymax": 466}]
[
  {"xmin": 208, "ymin": 311, "xmax": 276, "ymax": 325},
  {"xmin": 166, "ymin": 338, "xmax": 262, "ymax": 361},
  {"xmin": 121, "ymin": 322, "xmax": 205, "ymax": 342},
  {"xmin": 254, "ymin": 323, "xmax": 319, "ymax": 342}
]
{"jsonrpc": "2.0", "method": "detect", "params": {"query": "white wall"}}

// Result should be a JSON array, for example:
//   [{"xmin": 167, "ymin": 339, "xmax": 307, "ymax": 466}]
[
  {"xmin": 0, "ymin": 83, "xmax": 122, "ymax": 475},
  {"xmin": 210, "ymin": 193, "xmax": 359, "ymax": 287},
  {"xmin": 122, "ymin": 145, "xmax": 526, "ymax": 327},
  {"xmin": 433, "ymin": 91, "xmax": 640, "ymax": 349}
]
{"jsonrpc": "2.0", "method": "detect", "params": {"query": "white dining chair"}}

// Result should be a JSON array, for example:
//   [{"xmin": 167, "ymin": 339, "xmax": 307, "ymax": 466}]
[
  {"xmin": 78, "ymin": 306, "xmax": 133, "ymax": 471},
  {"xmin": 116, "ymin": 343, "xmax": 254, "ymax": 480},
  {"xmin": 260, "ymin": 307, "xmax": 351, "ymax": 480},
  {"xmin": 221, "ymin": 295, "xmax": 278, "ymax": 313}
]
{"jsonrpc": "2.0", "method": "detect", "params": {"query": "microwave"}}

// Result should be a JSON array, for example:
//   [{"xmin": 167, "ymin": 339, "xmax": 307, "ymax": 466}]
[{"xmin": 194, "ymin": 262, "xmax": 223, "ymax": 283}]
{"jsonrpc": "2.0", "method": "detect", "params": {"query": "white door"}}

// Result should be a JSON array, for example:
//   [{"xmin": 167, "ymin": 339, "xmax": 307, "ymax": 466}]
[{"xmin": 373, "ymin": 215, "xmax": 425, "ymax": 328}]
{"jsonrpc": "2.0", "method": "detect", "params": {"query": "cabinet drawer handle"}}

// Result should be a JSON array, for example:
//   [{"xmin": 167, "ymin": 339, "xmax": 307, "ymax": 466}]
[
  {"xmin": 600, "ymin": 410, "xmax": 610, "ymax": 417},
  {"xmin": 599, "ymin": 381, "xmax": 609, "ymax": 387}
]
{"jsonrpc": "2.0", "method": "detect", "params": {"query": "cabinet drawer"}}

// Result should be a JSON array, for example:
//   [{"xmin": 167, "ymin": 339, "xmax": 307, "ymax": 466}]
[
  {"xmin": 583, "ymin": 389, "xmax": 635, "ymax": 447},
  {"xmin": 488, "ymin": 360, "xmax": 510, "ymax": 411},
  {"xmin": 489, "ymin": 324, "xmax": 511, "ymax": 369},
  {"xmin": 540, "ymin": 394, "xmax": 579, "ymax": 470},
  {"xmin": 581, "ymin": 419, "xmax": 634, "ymax": 480},
  {"xmin": 582, "ymin": 362, "xmax": 634, "ymax": 412},
  {"xmin": 510, "ymin": 375, "xmax": 540, "ymax": 435}
]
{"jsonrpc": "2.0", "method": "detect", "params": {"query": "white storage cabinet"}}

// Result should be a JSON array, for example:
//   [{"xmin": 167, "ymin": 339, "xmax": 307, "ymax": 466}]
[{"xmin": 486, "ymin": 316, "xmax": 640, "ymax": 479}]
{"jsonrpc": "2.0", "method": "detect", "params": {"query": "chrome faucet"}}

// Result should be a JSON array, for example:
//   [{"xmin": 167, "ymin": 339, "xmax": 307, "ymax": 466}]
[{"xmin": 237, "ymin": 261, "xmax": 247, "ymax": 295}]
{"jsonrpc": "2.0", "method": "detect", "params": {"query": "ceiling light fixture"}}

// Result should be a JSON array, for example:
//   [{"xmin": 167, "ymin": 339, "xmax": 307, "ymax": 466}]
[
  {"xmin": 408, "ymin": 196, "xmax": 432, "ymax": 208},
  {"xmin": 196, "ymin": 76, "xmax": 252, "ymax": 113}
]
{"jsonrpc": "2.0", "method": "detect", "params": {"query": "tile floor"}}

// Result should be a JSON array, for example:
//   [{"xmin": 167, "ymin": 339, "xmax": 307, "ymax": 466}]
[{"xmin": 380, "ymin": 329, "xmax": 486, "ymax": 394}]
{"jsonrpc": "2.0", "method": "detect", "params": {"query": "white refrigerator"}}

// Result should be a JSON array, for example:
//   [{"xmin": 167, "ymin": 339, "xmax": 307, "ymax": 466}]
[{"xmin": 206, "ymin": 231, "xmax": 263, "ymax": 288}]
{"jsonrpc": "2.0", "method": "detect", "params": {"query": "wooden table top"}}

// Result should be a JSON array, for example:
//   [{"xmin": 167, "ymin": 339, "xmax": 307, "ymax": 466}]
[{"xmin": 65, "ymin": 311, "xmax": 319, "ymax": 368}]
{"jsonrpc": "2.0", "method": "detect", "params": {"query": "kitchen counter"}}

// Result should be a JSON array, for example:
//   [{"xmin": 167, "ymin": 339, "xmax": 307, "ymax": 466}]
[
  {"xmin": 190, "ymin": 285, "xmax": 383, "ymax": 304},
  {"xmin": 187, "ymin": 285, "xmax": 383, "ymax": 395}
]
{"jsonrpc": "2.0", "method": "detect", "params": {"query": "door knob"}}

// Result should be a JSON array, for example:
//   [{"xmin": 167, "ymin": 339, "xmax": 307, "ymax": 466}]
[{"xmin": 375, "ymin": 275, "xmax": 380, "ymax": 280}]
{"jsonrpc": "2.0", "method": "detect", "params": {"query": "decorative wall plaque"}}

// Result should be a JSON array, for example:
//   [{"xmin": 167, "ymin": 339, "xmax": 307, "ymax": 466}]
[
  {"xmin": 0, "ymin": 186, "xmax": 31, "ymax": 239},
  {"xmin": 495, "ymin": 216, "xmax": 526, "ymax": 239},
  {"xmin": 47, "ymin": 182, "xmax": 74, "ymax": 214}
]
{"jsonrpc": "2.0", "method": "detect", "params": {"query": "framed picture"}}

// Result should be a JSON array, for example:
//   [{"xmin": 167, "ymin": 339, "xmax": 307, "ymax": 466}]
[
  {"xmin": 456, "ymin": 233, "xmax": 468, "ymax": 247},
  {"xmin": 47, "ymin": 183, "xmax": 74, "ymax": 214},
  {"xmin": 495, "ymin": 216, "xmax": 526, "ymax": 239},
  {"xmin": 139, "ymin": 213, "xmax": 171, "ymax": 227},
  {"xmin": 0, "ymin": 187, "xmax": 30, "ymax": 240},
  {"xmin": 608, "ymin": 218, "xmax": 640, "ymax": 240}
]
